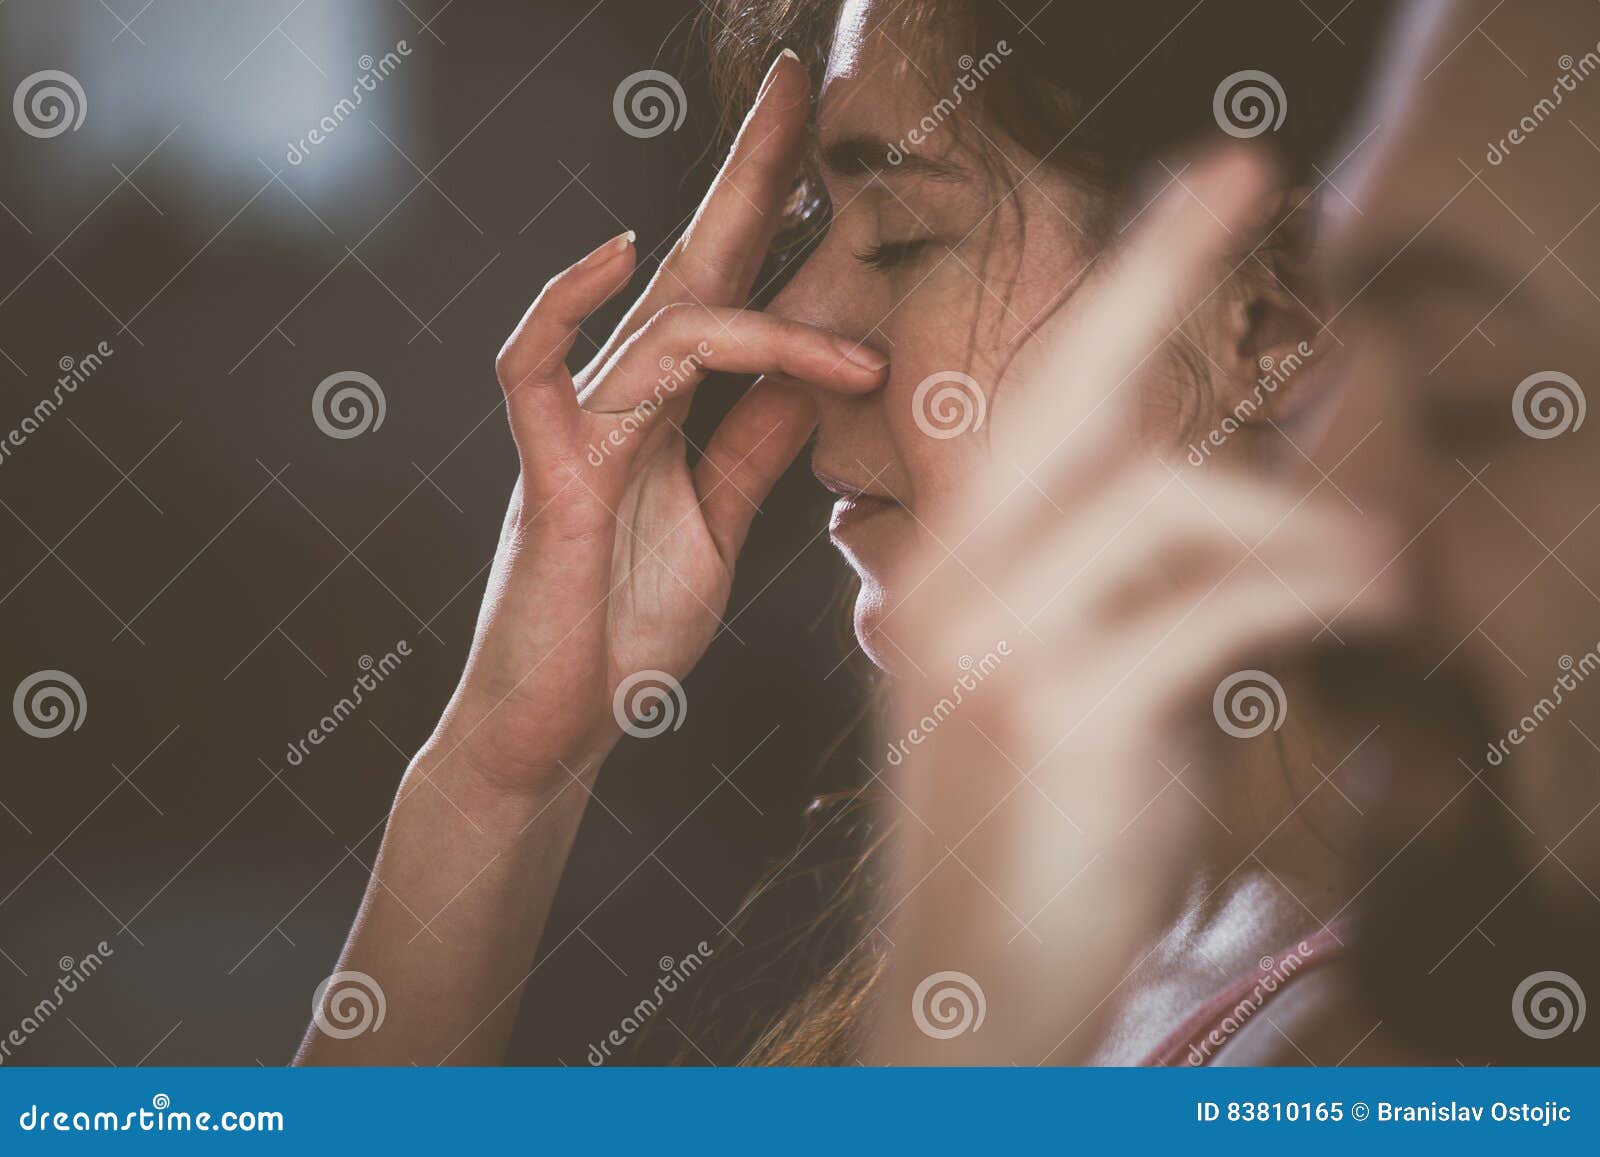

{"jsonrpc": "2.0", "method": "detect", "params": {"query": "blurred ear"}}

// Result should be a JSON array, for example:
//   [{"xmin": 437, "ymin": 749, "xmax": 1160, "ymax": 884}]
[
  {"xmin": 1182, "ymin": 185, "xmax": 1352, "ymax": 468},
  {"xmin": 1219, "ymin": 185, "xmax": 1327, "ymax": 383}
]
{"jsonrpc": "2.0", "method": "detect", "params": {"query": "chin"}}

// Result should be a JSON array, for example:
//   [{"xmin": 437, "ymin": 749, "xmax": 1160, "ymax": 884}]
[
  {"xmin": 851, "ymin": 580, "xmax": 896, "ymax": 673},
  {"xmin": 831, "ymin": 506, "xmax": 918, "ymax": 673}
]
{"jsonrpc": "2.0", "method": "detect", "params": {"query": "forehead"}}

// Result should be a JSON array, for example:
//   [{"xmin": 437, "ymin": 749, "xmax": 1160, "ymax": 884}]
[
  {"xmin": 812, "ymin": 2, "xmax": 1048, "ymax": 197},
  {"xmin": 818, "ymin": 0, "xmax": 930, "ymax": 131},
  {"xmin": 824, "ymin": 0, "xmax": 886, "ymax": 85}
]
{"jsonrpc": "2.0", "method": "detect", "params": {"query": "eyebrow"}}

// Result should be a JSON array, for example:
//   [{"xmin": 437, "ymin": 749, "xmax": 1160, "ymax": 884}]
[{"xmin": 820, "ymin": 134, "xmax": 970, "ymax": 183}]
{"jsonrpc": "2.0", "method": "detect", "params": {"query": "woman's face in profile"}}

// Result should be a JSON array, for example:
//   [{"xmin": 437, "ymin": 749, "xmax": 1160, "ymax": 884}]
[
  {"xmin": 768, "ymin": 0, "xmax": 1096, "ymax": 666},
  {"xmin": 769, "ymin": 0, "xmax": 1328, "ymax": 667}
]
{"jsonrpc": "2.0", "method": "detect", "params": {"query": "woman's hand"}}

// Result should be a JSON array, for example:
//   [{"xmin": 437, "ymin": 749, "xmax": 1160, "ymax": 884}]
[
  {"xmin": 869, "ymin": 149, "xmax": 1401, "ymax": 1064},
  {"xmin": 300, "ymin": 51, "xmax": 887, "ymax": 1066},
  {"xmin": 432, "ymin": 51, "xmax": 885, "ymax": 793}
]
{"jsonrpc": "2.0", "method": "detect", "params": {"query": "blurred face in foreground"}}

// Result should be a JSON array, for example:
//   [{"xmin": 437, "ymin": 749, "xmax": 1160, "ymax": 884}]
[{"xmin": 1318, "ymin": 0, "xmax": 1600, "ymax": 882}]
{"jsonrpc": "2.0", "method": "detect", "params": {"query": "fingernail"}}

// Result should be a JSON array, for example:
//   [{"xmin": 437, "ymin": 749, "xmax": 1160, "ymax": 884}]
[
  {"xmin": 833, "ymin": 336, "xmax": 888, "ymax": 374},
  {"xmin": 582, "ymin": 229, "xmax": 635, "ymax": 269},
  {"xmin": 758, "ymin": 47, "xmax": 798, "ymax": 99}
]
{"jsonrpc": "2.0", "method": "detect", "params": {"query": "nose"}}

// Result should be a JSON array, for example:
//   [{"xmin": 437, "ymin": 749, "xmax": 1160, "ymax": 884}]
[{"xmin": 766, "ymin": 236, "xmax": 888, "ymax": 400}]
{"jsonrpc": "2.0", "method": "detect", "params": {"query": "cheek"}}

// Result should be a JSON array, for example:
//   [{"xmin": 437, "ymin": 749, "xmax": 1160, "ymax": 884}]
[
  {"xmin": 872, "ymin": 211, "xmax": 1089, "ymax": 514},
  {"xmin": 874, "ymin": 312, "xmax": 1019, "ymax": 514},
  {"xmin": 895, "ymin": 388, "xmax": 1043, "ymax": 525},
  {"xmin": 1449, "ymin": 457, "xmax": 1600, "ymax": 646},
  {"xmin": 879, "ymin": 366, "xmax": 994, "ymax": 518}
]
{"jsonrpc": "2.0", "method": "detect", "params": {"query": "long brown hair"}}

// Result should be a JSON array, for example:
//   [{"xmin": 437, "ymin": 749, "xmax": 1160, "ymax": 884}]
[{"xmin": 634, "ymin": 0, "xmax": 1399, "ymax": 1066}]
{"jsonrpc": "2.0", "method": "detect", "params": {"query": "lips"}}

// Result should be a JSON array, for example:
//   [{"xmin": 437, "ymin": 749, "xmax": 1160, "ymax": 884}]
[
  {"xmin": 827, "ymin": 491, "xmax": 899, "ymax": 538},
  {"xmin": 813, "ymin": 468, "xmax": 878, "ymax": 499},
  {"xmin": 812, "ymin": 468, "xmax": 901, "ymax": 541}
]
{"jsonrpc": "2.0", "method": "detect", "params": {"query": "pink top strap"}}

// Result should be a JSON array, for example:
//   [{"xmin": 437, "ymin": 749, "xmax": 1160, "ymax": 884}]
[{"xmin": 1142, "ymin": 924, "xmax": 1347, "ymax": 1066}]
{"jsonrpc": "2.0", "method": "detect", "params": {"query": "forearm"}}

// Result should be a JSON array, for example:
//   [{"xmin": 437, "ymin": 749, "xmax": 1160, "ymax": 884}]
[{"xmin": 295, "ymin": 726, "xmax": 607, "ymax": 1065}]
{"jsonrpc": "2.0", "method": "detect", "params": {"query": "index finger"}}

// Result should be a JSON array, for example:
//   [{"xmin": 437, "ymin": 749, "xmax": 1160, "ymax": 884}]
[{"xmin": 582, "ymin": 49, "xmax": 811, "ymax": 378}]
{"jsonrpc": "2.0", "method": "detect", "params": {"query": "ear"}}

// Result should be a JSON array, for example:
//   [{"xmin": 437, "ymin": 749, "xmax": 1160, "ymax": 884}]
[
  {"xmin": 1206, "ymin": 187, "xmax": 1342, "ymax": 436},
  {"xmin": 1218, "ymin": 186, "xmax": 1327, "ymax": 381}
]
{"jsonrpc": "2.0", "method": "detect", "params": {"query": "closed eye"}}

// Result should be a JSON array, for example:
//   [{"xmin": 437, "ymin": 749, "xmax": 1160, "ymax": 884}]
[{"xmin": 853, "ymin": 239, "xmax": 931, "ymax": 271}]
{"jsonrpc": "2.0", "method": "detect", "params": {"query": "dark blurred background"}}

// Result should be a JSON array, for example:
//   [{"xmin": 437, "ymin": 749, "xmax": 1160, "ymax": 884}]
[{"xmin": 0, "ymin": 0, "xmax": 868, "ymax": 1065}]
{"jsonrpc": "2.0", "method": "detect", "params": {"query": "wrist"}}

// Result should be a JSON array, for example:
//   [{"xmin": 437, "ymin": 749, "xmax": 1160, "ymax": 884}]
[{"xmin": 404, "ymin": 718, "xmax": 615, "ymax": 820}]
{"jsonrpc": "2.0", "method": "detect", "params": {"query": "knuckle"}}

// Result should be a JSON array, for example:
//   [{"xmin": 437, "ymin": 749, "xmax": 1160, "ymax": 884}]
[
  {"xmin": 729, "ymin": 145, "xmax": 780, "ymax": 190},
  {"xmin": 532, "ymin": 270, "xmax": 567, "ymax": 311},
  {"xmin": 496, "ymin": 277, "xmax": 570, "ymax": 389},
  {"xmin": 494, "ymin": 340, "xmax": 520, "ymax": 389},
  {"xmin": 684, "ymin": 246, "xmax": 746, "ymax": 291},
  {"xmin": 770, "ymin": 316, "xmax": 808, "ymax": 348},
  {"xmin": 646, "ymin": 301, "xmax": 705, "ymax": 339},
  {"xmin": 673, "ymin": 216, "xmax": 742, "ymax": 281}
]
